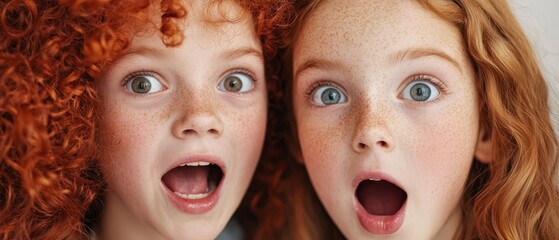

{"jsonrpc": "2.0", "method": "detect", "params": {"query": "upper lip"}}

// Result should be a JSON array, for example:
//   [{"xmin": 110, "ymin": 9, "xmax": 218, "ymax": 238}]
[{"xmin": 352, "ymin": 171, "xmax": 404, "ymax": 192}]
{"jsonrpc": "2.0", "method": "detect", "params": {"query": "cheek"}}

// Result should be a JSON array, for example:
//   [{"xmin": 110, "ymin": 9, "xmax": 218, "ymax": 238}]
[
  {"xmin": 235, "ymin": 114, "xmax": 266, "ymax": 158},
  {"xmin": 297, "ymin": 112, "xmax": 349, "ymax": 184},
  {"xmin": 96, "ymin": 101, "xmax": 161, "ymax": 180},
  {"xmin": 405, "ymin": 102, "xmax": 478, "ymax": 196},
  {"xmin": 226, "ymin": 95, "xmax": 267, "ymax": 161}
]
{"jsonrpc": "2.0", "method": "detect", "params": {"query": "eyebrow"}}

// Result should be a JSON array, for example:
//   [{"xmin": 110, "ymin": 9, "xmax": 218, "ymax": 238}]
[
  {"xmin": 112, "ymin": 46, "xmax": 168, "ymax": 64},
  {"xmin": 222, "ymin": 47, "xmax": 264, "ymax": 61},
  {"xmin": 118, "ymin": 45, "xmax": 264, "ymax": 62},
  {"xmin": 389, "ymin": 48, "xmax": 462, "ymax": 71},
  {"xmin": 294, "ymin": 48, "xmax": 463, "ymax": 79},
  {"xmin": 294, "ymin": 59, "xmax": 340, "ymax": 79}
]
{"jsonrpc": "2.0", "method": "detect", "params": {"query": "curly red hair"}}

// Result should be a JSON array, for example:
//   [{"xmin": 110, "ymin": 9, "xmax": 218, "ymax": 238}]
[{"xmin": 0, "ymin": 0, "xmax": 293, "ymax": 239}]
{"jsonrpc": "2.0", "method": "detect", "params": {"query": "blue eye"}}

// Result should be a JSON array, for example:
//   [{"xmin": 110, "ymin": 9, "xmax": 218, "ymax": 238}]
[
  {"xmin": 401, "ymin": 81, "xmax": 440, "ymax": 102},
  {"xmin": 312, "ymin": 85, "xmax": 347, "ymax": 106},
  {"xmin": 218, "ymin": 72, "xmax": 254, "ymax": 93},
  {"xmin": 125, "ymin": 74, "xmax": 164, "ymax": 94}
]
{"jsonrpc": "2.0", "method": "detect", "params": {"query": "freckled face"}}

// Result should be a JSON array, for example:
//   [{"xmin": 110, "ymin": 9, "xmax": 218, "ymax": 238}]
[
  {"xmin": 293, "ymin": 0, "xmax": 479, "ymax": 238},
  {"xmin": 95, "ymin": 1, "xmax": 266, "ymax": 239}
]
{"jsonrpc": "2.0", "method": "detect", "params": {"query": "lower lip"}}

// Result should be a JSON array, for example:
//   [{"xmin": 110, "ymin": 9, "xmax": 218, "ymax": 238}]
[
  {"xmin": 162, "ymin": 179, "xmax": 223, "ymax": 214},
  {"xmin": 355, "ymin": 199, "xmax": 406, "ymax": 234}
]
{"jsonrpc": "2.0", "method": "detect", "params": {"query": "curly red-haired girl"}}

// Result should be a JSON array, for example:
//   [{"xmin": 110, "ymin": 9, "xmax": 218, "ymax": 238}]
[
  {"xmin": 0, "ymin": 0, "xmax": 292, "ymax": 239},
  {"xmin": 277, "ymin": 0, "xmax": 559, "ymax": 239}
]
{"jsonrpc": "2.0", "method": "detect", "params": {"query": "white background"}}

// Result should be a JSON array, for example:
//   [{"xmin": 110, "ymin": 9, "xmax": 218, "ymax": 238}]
[
  {"xmin": 510, "ymin": 0, "xmax": 559, "ymax": 137},
  {"xmin": 509, "ymin": 0, "xmax": 558, "ymax": 183}
]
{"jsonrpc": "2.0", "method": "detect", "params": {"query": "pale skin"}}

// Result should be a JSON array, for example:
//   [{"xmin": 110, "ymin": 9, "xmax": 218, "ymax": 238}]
[
  {"xmin": 293, "ymin": 0, "xmax": 491, "ymax": 239},
  {"xmin": 94, "ymin": 1, "xmax": 267, "ymax": 239}
]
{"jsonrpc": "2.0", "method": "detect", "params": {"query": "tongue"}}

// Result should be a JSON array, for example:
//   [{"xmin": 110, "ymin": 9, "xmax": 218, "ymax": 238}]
[
  {"xmin": 356, "ymin": 180, "xmax": 407, "ymax": 216},
  {"xmin": 162, "ymin": 166, "xmax": 209, "ymax": 194}
]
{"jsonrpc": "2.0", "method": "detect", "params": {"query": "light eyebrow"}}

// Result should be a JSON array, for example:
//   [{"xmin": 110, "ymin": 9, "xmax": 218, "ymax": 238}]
[
  {"xmin": 103, "ymin": 46, "xmax": 167, "ymax": 71},
  {"xmin": 389, "ymin": 48, "xmax": 462, "ymax": 72},
  {"xmin": 119, "ymin": 46, "xmax": 166, "ymax": 59},
  {"xmin": 294, "ymin": 59, "xmax": 340, "ymax": 79},
  {"xmin": 222, "ymin": 47, "xmax": 264, "ymax": 61}
]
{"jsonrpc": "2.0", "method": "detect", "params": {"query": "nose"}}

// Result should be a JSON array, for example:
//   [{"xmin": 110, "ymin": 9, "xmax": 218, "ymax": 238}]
[
  {"xmin": 351, "ymin": 102, "xmax": 394, "ymax": 153},
  {"xmin": 171, "ymin": 93, "xmax": 223, "ymax": 138},
  {"xmin": 173, "ymin": 114, "xmax": 223, "ymax": 138}
]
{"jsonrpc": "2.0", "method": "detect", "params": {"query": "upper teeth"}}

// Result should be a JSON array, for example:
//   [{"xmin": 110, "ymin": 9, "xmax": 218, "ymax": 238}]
[
  {"xmin": 369, "ymin": 178, "xmax": 381, "ymax": 181},
  {"xmin": 179, "ymin": 162, "xmax": 211, "ymax": 167}
]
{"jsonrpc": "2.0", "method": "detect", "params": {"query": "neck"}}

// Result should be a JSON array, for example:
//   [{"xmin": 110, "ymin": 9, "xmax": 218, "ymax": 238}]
[
  {"xmin": 433, "ymin": 206, "xmax": 463, "ymax": 240},
  {"xmin": 94, "ymin": 192, "xmax": 164, "ymax": 240}
]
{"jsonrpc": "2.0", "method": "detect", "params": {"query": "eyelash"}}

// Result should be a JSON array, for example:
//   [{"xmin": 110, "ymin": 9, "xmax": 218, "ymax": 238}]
[
  {"xmin": 305, "ymin": 81, "xmax": 334, "ymax": 98},
  {"xmin": 303, "ymin": 74, "xmax": 447, "ymax": 105},
  {"xmin": 408, "ymin": 74, "xmax": 446, "ymax": 91},
  {"xmin": 220, "ymin": 68, "xmax": 259, "ymax": 96},
  {"xmin": 304, "ymin": 80, "xmax": 346, "ymax": 108},
  {"xmin": 120, "ymin": 70, "xmax": 160, "ymax": 87},
  {"xmin": 402, "ymin": 74, "xmax": 447, "ymax": 104},
  {"xmin": 227, "ymin": 68, "xmax": 258, "ymax": 82},
  {"xmin": 118, "ymin": 70, "xmax": 166, "ymax": 97}
]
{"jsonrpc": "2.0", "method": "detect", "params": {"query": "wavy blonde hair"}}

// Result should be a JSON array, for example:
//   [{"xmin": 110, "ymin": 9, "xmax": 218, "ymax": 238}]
[
  {"xmin": 419, "ymin": 0, "xmax": 559, "ymax": 238},
  {"xmin": 274, "ymin": 0, "xmax": 559, "ymax": 239}
]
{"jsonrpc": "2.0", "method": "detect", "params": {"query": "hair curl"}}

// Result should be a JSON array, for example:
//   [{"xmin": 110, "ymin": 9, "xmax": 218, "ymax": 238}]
[
  {"xmin": 0, "ymin": 0, "xmax": 293, "ymax": 239},
  {"xmin": 274, "ymin": 0, "xmax": 559, "ymax": 239}
]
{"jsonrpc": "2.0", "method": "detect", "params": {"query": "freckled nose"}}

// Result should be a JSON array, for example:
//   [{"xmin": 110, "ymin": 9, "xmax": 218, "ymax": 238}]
[
  {"xmin": 351, "ymin": 105, "xmax": 394, "ymax": 153},
  {"xmin": 174, "ymin": 114, "xmax": 223, "ymax": 137},
  {"xmin": 172, "ymin": 104, "xmax": 224, "ymax": 138}
]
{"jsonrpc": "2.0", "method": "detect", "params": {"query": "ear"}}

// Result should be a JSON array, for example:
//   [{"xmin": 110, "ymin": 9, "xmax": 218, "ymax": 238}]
[{"xmin": 474, "ymin": 126, "xmax": 493, "ymax": 164}]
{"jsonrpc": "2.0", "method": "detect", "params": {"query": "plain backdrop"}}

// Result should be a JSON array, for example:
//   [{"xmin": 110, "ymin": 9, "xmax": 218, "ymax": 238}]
[
  {"xmin": 509, "ymin": 0, "xmax": 558, "ymax": 182},
  {"xmin": 510, "ymin": 0, "xmax": 559, "ymax": 136}
]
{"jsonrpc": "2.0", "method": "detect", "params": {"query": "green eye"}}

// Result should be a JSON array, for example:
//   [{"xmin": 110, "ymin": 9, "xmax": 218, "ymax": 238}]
[
  {"xmin": 218, "ymin": 72, "xmax": 254, "ymax": 93},
  {"xmin": 125, "ymin": 74, "xmax": 164, "ymax": 94},
  {"xmin": 401, "ymin": 81, "xmax": 439, "ymax": 102},
  {"xmin": 321, "ymin": 88, "xmax": 342, "ymax": 105},
  {"xmin": 312, "ymin": 85, "xmax": 347, "ymax": 106}
]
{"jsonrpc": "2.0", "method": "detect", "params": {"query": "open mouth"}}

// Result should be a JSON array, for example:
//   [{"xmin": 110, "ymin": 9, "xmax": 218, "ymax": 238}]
[
  {"xmin": 356, "ymin": 179, "xmax": 407, "ymax": 216},
  {"xmin": 161, "ymin": 162, "xmax": 224, "ymax": 200}
]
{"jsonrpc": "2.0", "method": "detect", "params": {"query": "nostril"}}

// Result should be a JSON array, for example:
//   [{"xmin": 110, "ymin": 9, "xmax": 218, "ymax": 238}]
[
  {"xmin": 377, "ymin": 141, "xmax": 388, "ymax": 148},
  {"xmin": 358, "ymin": 143, "xmax": 367, "ymax": 149},
  {"xmin": 183, "ymin": 129, "xmax": 196, "ymax": 134},
  {"xmin": 182, "ymin": 128, "xmax": 219, "ymax": 135}
]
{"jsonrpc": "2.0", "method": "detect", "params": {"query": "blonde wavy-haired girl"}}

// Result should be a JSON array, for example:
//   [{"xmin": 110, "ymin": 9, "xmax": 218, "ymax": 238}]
[{"xmin": 270, "ymin": 0, "xmax": 559, "ymax": 239}]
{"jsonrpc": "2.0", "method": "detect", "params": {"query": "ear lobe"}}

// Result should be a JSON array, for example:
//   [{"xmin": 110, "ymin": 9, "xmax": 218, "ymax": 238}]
[{"xmin": 474, "ymin": 127, "xmax": 493, "ymax": 164}]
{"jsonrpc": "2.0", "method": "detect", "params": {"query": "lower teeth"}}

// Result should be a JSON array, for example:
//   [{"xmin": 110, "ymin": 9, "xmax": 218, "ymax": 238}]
[
  {"xmin": 173, "ymin": 181, "xmax": 218, "ymax": 200},
  {"xmin": 174, "ymin": 191, "xmax": 209, "ymax": 199}
]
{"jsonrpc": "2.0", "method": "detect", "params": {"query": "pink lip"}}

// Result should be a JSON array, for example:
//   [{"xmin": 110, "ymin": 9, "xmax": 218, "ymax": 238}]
[
  {"xmin": 161, "ymin": 154, "xmax": 225, "ymax": 214},
  {"xmin": 353, "ymin": 172, "xmax": 406, "ymax": 234}
]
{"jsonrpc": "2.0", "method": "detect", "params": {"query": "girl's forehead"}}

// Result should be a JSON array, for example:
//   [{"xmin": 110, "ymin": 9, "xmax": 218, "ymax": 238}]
[{"xmin": 294, "ymin": 0, "xmax": 467, "ymax": 68}]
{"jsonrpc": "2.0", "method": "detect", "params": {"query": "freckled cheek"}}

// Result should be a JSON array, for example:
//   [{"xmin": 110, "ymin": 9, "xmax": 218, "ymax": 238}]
[
  {"xmin": 237, "ymin": 115, "xmax": 266, "ymax": 153},
  {"xmin": 97, "ymin": 105, "xmax": 160, "ymax": 174},
  {"xmin": 404, "ymin": 112, "xmax": 478, "ymax": 196},
  {"xmin": 226, "ymin": 101, "xmax": 267, "ymax": 161},
  {"xmin": 298, "ymin": 118, "xmax": 348, "ymax": 184}
]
